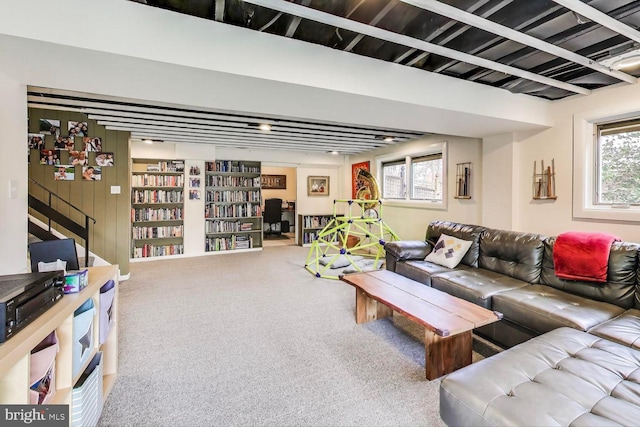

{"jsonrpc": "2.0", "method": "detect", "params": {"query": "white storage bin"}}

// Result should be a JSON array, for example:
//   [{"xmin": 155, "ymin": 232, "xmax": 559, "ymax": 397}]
[
  {"xmin": 72, "ymin": 298, "xmax": 96, "ymax": 378},
  {"xmin": 99, "ymin": 280, "xmax": 115, "ymax": 345},
  {"xmin": 30, "ymin": 330, "xmax": 59, "ymax": 404},
  {"xmin": 72, "ymin": 352, "xmax": 103, "ymax": 427}
]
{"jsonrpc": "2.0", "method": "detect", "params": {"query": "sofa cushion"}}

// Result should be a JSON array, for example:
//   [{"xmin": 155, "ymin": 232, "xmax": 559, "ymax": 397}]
[
  {"xmin": 395, "ymin": 260, "xmax": 469, "ymax": 287},
  {"xmin": 478, "ymin": 228, "xmax": 545, "ymax": 283},
  {"xmin": 425, "ymin": 233, "xmax": 472, "ymax": 269},
  {"xmin": 492, "ymin": 285, "xmax": 625, "ymax": 334},
  {"xmin": 440, "ymin": 327, "xmax": 640, "ymax": 427},
  {"xmin": 426, "ymin": 221, "xmax": 486, "ymax": 268},
  {"xmin": 589, "ymin": 309, "xmax": 640, "ymax": 349},
  {"xmin": 541, "ymin": 237, "xmax": 639, "ymax": 309},
  {"xmin": 430, "ymin": 268, "xmax": 529, "ymax": 309}
]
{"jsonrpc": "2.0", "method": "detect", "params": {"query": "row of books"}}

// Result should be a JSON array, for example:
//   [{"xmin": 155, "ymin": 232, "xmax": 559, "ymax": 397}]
[
  {"xmin": 205, "ymin": 235, "xmax": 253, "ymax": 251},
  {"xmin": 205, "ymin": 220, "xmax": 255, "ymax": 234},
  {"xmin": 302, "ymin": 231, "xmax": 340, "ymax": 244},
  {"xmin": 132, "ymin": 243, "xmax": 184, "ymax": 258},
  {"xmin": 204, "ymin": 203, "xmax": 262, "ymax": 219},
  {"xmin": 205, "ymin": 190, "xmax": 261, "ymax": 203},
  {"xmin": 206, "ymin": 161, "xmax": 260, "ymax": 173},
  {"xmin": 303, "ymin": 215, "xmax": 336, "ymax": 229},
  {"xmin": 132, "ymin": 189, "xmax": 183, "ymax": 204},
  {"xmin": 131, "ymin": 207, "xmax": 183, "ymax": 222},
  {"xmin": 132, "ymin": 174, "xmax": 184, "ymax": 187},
  {"xmin": 204, "ymin": 175, "xmax": 260, "ymax": 188},
  {"xmin": 132, "ymin": 225, "xmax": 183, "ymax": 239},
  {"xmin": 145, "ymin": 161, "xmax": 185, "ymax": 172}
]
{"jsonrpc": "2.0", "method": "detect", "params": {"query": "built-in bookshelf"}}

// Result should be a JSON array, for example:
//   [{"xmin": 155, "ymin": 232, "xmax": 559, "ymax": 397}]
[
  {"xmin": 298, "ymin": 214, "xmax": 342, "ymax": 247},
  {"xmin": 204, "ymin": 160, "xmax": 262, "ymax": 252},
  {"xmin": 131, "ymin": 159, "xmax": 185, "ymax": 259}
]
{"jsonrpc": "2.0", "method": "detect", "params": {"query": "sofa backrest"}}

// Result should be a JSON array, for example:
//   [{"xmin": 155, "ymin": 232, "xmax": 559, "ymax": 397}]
[
  {"xmin": 478, "ymin": 228, "xmax": 545, "ymax": 283},
  {"xmin": 426, "ymin": 221, "xmax": 486, "ymax": 267},
  {"xmin": 541, "ymin": 237, "xmax": 639, "ymax": 309}
]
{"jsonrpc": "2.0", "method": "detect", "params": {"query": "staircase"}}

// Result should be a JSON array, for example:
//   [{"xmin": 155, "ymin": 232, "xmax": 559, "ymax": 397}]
[{"xmin": 28, "ymin": 178, "xmax": 96, "ymax": 268}]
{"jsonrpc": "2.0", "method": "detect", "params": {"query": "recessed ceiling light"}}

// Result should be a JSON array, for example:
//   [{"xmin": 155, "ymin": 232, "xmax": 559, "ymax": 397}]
[
  {"xmin": 384, "ymin": 136, "xmax": 394, "ymax": 142},
  {"xmin": 258, "ymin": 123, "xmax": 272, "ymax": 131},
  {"xmin": 143, "ymin": 139, "xmax": 153, "ymax": 144},
  {"xmin": 328, "ymin": 150, "xmax": 339, "ymax": 155}
]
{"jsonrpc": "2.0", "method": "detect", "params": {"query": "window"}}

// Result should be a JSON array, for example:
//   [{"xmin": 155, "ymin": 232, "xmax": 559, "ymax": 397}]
[
  {"xmin": 596, "ymin": 119, "xmax": 640, "ymax": 205},
  {"xmin": 377, "ymin": 143, "xmax": 446, "ymax": 207}
]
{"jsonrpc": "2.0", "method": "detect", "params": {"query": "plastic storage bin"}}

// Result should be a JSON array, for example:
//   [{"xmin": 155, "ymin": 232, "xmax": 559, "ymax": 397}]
[{"xmin": 72, "ymin": 298, "xmax": 96, "ymax": 378}]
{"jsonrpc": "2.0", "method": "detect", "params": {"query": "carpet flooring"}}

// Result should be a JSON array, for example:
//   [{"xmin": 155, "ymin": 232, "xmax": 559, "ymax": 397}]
[{"xmin": 99, "ymin": 246, "xmax": 499, "ymax": 427}]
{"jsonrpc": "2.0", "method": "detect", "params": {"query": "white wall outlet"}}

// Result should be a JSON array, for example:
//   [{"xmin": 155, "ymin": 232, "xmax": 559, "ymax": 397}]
[{"xmin": 110, "ymin": 186, "xmax": 121, "ymax": 194}]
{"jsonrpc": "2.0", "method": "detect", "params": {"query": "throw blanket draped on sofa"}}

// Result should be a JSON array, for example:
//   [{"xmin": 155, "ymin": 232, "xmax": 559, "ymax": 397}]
[{"xmin": 553, "ymin": 231, "xmax": 620, "ymax": 283}]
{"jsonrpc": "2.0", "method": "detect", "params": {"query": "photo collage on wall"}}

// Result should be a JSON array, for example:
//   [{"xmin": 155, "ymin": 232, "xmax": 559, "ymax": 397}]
[
  {"xmin": 189, "ymin": 165, "xmax": 201, "ymax": 200},
  {"xmin": 29, "ymin": 118, "xmax": 114, "ymax": 182}
]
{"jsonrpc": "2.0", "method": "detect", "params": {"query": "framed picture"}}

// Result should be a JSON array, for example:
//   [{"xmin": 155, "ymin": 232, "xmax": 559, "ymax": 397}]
[
  {"xmin": 82, "ymin": 166, "xmax": 101, "ymax": 181},
  {"xmin": 351, "ymin": 161, "xmax": 370, "ymax": 198},
  {"xmin": 39, "ymin": 119, "xmax": 60, "ymax": 136},
  {"xmin": 54, "ymin": 165, "xmax": 75, "ymax": 181},
  {"xmin": 261, "ymin": 174, "xmax": 286, "ymax": 189},
  {"xmin": 307, "ymin": 176, "xmax": 329, "ymax": 196}
]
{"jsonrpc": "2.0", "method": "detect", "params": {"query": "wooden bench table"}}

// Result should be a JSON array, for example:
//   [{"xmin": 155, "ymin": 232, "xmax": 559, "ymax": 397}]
[{"xmin": 339, "ymin": 270, "xmax": 502, "ymax": 380}]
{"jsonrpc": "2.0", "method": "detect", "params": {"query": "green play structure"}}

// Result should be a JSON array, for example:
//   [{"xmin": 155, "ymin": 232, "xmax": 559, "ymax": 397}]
[{"xmin": 304, "ymin": 199, "xmax": 400, "ymax": 279}]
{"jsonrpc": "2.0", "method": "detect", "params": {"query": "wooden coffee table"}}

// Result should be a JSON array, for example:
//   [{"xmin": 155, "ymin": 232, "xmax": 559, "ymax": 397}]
[{"xmin": 339, "ymin": 270, "xmax": 502, "ymax": 380}]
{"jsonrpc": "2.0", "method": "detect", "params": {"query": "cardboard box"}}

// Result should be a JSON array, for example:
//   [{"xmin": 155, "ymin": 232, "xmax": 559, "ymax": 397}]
[{"xmin": 64, "ymin": 269, "xmax": 89, "ymax": 294}]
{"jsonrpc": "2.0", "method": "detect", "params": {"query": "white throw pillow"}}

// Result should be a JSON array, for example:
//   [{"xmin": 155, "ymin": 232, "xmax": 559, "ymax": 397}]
[{"xmin": 424, "ymin": 234, "xmax": 472, "ymax": 269}]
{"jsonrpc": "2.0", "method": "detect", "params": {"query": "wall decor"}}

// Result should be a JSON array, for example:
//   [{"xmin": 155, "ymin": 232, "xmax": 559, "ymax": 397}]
[
  {"xmin": 261, "ymin": 174, "xmax": 286, "ymax": 189},
  {"xmin": 40, "ymin": 149, "xmax": 61, "ymax": 166},
  {"xmin": 351, "ymin": 161, "xmax": 370, "ymax": 198},
  {"xmin": 28, "ymin": 133, "xmax": 45, "ymax": 150},
  {"xmin": 83, "ymin": 137, "xmax": 102, "ymax": 152},
  {"xmin": 95, "ymin": 153, "xmax": 114, "ymax": 167},
  {"xmin": 189, "ymin": 189, "xmax": 200, "ymax": 200},
  {"xmin": 82, "ymin": 166, "xmax": 101, "ymax": 181},
  {"xmin": 54, "ymin": 136, "xmax": 75, "ymax": 150},
  {"xmin": 454, "ymin": 162, "xmax": 472, "ymax": 199},
  {"xmin": 532, "ymin": 159, "xmax": 557, "ymax": 200},
  {"xmin": 70, "ymin": 150, "xmax": 88, "ymax": 166},
  {"xmin": 307, "ymin": 176, "xmax": 329, "ymax": 196},
  {"xmin": 39, "ymin": 119, "xmax": 60, "ymax": 136},
  {"xmin": 68, "ymin": 121, "xmax": 88, "ymax": 137},
  {"xmin": 190, "ymin": 177, "xmax": 201, "ymax": 188},
  {"xmin": 54, "ymin": 165, "xmax": 75, "ymax": 181}
]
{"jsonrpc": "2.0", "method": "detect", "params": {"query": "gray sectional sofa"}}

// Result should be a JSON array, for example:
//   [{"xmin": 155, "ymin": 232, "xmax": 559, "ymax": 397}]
[{"xmin": 384, "ymin": 221, "xmax": 640, "ymax": 426}]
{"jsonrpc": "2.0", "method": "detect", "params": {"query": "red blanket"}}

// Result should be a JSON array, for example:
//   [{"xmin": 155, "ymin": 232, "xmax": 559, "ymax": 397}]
[{"xmin": 553, "ymin": 232, "xmax": 620, "ymax": 283}]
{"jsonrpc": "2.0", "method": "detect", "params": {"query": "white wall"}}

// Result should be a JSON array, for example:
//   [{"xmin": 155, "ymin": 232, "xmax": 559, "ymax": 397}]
[
  {"xmin": 482, "ymin": 133, "xmax": 517, "ymax": 230},
  {"xmin": 514, "ymin": 83, "xmax": 640, "ymax": 241},
  {"xmin": 0, "ymin": 72, "xmax": 28, "ymax": 274}
]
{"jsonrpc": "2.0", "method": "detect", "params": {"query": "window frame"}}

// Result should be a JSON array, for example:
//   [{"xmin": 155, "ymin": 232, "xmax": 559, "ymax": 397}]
[
  {"xmin": 573, "ymin": 109, "xmax": 640, "ymax": 222},
  {"xmin": 375, "ymin": 142, "xmax": 447, "ymax": 210}
]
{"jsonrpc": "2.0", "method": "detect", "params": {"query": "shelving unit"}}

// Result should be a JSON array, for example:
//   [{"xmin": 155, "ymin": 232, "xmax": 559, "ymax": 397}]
[
  {"xmin": 131, "ymin": 159, "xmax": 185, "ymax": 259},
  {"xmin": 204, "ymin": 160, "xmax": 262, "ymax": 253},
  {"xmin": 298, "ymin": 214, "xmax": 342, "ymax": 247},
  {"xmin": 532, "ymin": 158, "xmax": 557, "ymax": 200},
  {"xmin": 454, "ymin": 162, "xmax": 472, "ymax": 199},
  {"xmin": 0, "ymin": 266, "xmax": 118, "ymax": 425}
]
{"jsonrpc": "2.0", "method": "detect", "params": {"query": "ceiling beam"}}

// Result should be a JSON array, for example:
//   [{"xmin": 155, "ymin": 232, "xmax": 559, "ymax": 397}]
[
  {"xmin": 344, "ymin": 0, "xmax": 398, "ymax": 52},
  {"xmin": 551, "ymin": 0, "xmax": 640, "ymax": 45},
  {"xmin": 284, "ymin": 0, "xmax": 311, "ymax": 37},
  {"xmin": 242, "ymin": 0, "xmax": 591, "ymax": 95},
  {"xmin": 214, "ymin": 0, "xmax": 225, "ymax": 21},
  {"xmin": 401, "ymin": 0, "xmax": 636, "ymax": 84}
]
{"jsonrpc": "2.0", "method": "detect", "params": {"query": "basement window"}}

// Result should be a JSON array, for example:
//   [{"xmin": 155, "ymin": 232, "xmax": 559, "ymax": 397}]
[{"xmin": 377, "ymin": 142, "xmax": 447, "ymax": 209}]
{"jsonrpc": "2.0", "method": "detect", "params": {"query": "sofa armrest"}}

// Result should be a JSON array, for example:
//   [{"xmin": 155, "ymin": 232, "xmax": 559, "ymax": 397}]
[{"xmin": 385, "ymin": 241, "xmax": 432, "ymax": 261}]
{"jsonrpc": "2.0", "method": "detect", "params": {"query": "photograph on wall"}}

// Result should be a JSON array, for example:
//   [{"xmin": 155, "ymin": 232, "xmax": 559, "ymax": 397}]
[
  {"xmin": 351, "ymin": 161, "xmax": 370, "ymax": 199},
  {"xmin": 40, "ymin": 149, "xmax": 61, "ymax": 166},
  {"xmin": 95, "ymin": 152, "xmax": 114, "ymax": 167},
  {"xmin": 190, "ymin": 178, "xmax": 201, "ymax": 188},
  {"xmin": 68, "ymin": 121, "xmax": 88, "ymax": 137},
  {"xmin": 189, "ymin": 190, "xmax": 201, "ymax": 200},
  {"xmin": 28, "ymin": 133, "xmax": 46, "ymax": 150},
  {"xmin": 39, "ymin": 119, "xmax": 60, "ymax": 136},
  {"xmin": 82, "ymin": 166, "xmax": 101, "ymax": 181},
  {"xmin": 69, "ymin": 150, "xmax": 88, "ymax": 166},
  {"xmin": 54, "ymin": 165, "xmax": 75, "ymax": 181},
  {"xmin": 83, "ymin": 137, "xmax": 102, "ymax": 152},
  {"xmin": 54, "ymin": 136, "xmax": 75, "ymax": 150},
  {"xmin": 307, "ymin": 176, "xmax": 330, "ymax": 196},
  {"xmin": 189, "ymin": 165, "xmax": 200, "ymax": 176}
]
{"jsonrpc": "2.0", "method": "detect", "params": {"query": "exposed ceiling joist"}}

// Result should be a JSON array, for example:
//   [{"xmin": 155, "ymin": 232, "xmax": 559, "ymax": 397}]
[
  {"xmin": 401, "ymin": 0, "xmax": 636, "ymax": 84},
  {"xmin": 242, "ymin": 0, "xmax": 591, "ymax": 95},
  {"xmin": 344, "ymin": 0, "xmax": 398, "ymax": 52},
  {"xmin": 551, "ymin": 0, "xmax": 640, "ymax": 45}
]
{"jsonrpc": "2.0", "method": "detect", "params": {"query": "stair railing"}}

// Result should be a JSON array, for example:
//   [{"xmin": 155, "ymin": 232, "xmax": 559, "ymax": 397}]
[{"xmin": 28, "ymin": 178, "xmax": 97, "ymax": 267}]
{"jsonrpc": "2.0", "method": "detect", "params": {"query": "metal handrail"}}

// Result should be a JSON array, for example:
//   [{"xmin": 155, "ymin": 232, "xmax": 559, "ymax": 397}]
[{"xmin": 28, "ymin": 178, "xmax": 96, "ymax": 267}]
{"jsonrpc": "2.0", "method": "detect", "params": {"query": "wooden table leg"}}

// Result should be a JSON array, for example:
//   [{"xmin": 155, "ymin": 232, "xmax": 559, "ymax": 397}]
[
  {"xmin": 424, "ymin": 329, "xmax": 472, "ymax": 380},
  {"xmin": 355, "ymin": 288, "xmax": 393, "ymax": 324}
]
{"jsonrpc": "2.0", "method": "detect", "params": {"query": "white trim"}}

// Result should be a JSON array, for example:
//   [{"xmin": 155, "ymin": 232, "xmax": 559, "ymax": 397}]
[
  {"xmin": 375, "ymin": 141, "xmax": 448, "ymax": 210},
  {"xmin": 573, "ymin": 109, "xmax": 640, "ymax": 222}
]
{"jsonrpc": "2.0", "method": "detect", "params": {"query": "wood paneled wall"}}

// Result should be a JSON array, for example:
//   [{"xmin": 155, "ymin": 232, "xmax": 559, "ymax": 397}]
[{"xmin": 28, "ymin": 108, "xmax": 130, "ymax": 276}]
